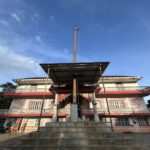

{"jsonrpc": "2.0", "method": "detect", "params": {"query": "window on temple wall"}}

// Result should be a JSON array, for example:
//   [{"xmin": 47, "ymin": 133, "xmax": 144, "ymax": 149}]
[
  {"xmin": 110, "ymin": 100, "xmax": 125, "ymax": 109},
  {"xmin": 29, "ymin": 101, "xmax": 42, "ymax": 110},
  {"xmin": 137, "ymin": 117, "xmax": 149, "ymax": 126},
  {"xmin": 116, "ymin": 117, "xmax": 129, "ymax": 126}
]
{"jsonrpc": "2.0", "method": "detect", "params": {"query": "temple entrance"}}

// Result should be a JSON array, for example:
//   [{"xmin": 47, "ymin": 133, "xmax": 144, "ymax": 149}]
[
  {"xmin": 77, "ymin": 95, "xmax": 90, "ymax": 121},
  {"xmin": 58, "ymin": 94, "xmax": 91, "ymax": 121},
  {"xmin": 41, "ymin": 62, "xmax": 109, "ymax": 122}
]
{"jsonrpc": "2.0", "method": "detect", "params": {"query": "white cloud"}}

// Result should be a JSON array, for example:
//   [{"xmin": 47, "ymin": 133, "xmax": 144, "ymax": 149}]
[
  {"xmin": 0, "ymin": 20, "xmax": 9, "ymax": 26},
  {"xmin": 0, "ymin": 27, "xmax": 91, "ymax": 84},
  {"xmin": 50, "ymin": 15, "xmax": 55, "ymax": 23},
  {"xmin": 35, "ymin": 35, "xmax": 42, "ymax": 43},
  {"xmin": 0, "ymin": 45, "xmax": 43, "ymax": 82},
  {"xmin": 11, "ymin": 13, "xmax": 21, "ymax": 23}
]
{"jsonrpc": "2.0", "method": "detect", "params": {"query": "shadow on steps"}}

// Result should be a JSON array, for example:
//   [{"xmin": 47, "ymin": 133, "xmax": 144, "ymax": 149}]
[{"xmin": 0, "ymin": 122, "xmax": 149, "ymax": 150}]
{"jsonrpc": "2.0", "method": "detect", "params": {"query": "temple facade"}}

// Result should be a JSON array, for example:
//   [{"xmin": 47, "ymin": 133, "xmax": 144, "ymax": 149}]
[{"xmin": 1, "ymin": 75, "xmax": 150, "ymax": 133}]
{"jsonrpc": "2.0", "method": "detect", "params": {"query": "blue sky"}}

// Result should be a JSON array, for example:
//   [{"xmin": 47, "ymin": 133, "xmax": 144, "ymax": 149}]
[{"xmin": 0, "ymin": 0, "xmax": 150, "ymax": 95}]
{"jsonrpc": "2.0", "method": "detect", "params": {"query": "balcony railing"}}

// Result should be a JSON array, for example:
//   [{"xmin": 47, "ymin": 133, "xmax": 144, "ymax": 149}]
[
  {"xmin": 98, "ymin": 86, "xmax": 150, "ymax": 97},
  {"xmin": 5, "ymin": 88, "xmax": 50, "ymax": 93},
  {"xmin": 0, "ymin": 109, "xmax": 53, "ymax": 115},
  {"xmin": 82, "ymin": 108, "xmax": 150, "ymax": 115},
  {"xmin": 100, "ymin": 86, "xmax": 150, "ymax": 91},
  {"xmin": 0, "ymin": 109, "xmax": 70, "ymax": 115},
  {"xmin": 5, "ymin": 86, "xmax": 150, "ymax": 94}
]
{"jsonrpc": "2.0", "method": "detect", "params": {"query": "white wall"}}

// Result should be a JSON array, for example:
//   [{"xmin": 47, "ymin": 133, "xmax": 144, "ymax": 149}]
[
  {"xmin": 99, "ymin": 82, "xmax": 139, "ymax": 88},
  {"xmin": 10, "ymin": 99, "xmax": 26, "ymax": 109},
  {"xmin": 16, "ymin": 84, "xmax": 52, "ymax": 91},
  {"xmin": 95, "ymin": 97, "xmax": 148, "ymax": 113},
  {"xmin": 127, "ymin": 97, "xmax": 149, "ymax": 112},
  {"xmin": 10, "ymin": 98, "xmax": 54, "ymax": 110}
]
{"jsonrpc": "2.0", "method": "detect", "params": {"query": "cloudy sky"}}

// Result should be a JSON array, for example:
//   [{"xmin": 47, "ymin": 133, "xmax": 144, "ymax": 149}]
[{"xmin": 0, "ymin": 0, "xmax": 150, "ymax": 95}]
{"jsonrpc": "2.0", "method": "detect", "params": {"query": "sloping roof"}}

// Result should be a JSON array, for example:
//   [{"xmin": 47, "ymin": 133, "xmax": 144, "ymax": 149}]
[
  {"xmin": 13, "ymin": 77, "xmax": 52, "ymax": 84},
  {"xmin": 13, "ymin": 75, "xmax": 141, "ymax": 84},
  {"xmin": 99, "ymin": 75, "xmax": 141, "ymax": 83},
  {"xmin": 40, "ymin": 62, "xmax": 109, "ymax": 84}
]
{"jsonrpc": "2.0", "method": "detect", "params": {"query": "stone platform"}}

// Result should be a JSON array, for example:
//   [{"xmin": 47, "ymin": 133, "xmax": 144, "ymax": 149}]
[{"xmin": 0, "ymin": 122, "xmax": 149, "ymax": 150}]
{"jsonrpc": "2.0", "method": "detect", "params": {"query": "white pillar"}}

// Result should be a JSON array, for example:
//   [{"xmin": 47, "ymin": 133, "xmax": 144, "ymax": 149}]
[
  {"xmin": 92, "ymin": 92, "xmax": 100, "ymax": 122},
  {"xmin": 89, "ymin": 101, "xmax": 93, "ymax": 108},
  {"xmin": 52, "ymin": 93, "xmax": 58, "ymax": 122}
]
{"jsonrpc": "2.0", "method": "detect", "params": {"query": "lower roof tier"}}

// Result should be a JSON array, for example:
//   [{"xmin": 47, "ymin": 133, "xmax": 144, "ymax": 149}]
[
  {"xmin": 13, "ymin": 75, "xmax": 142, "ymax": 85},
  {"xmin": 40, "ymin": 62, "xmax": 109, "ymax": 84}
]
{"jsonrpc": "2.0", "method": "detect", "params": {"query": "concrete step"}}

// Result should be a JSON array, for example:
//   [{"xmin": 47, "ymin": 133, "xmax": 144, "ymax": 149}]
[
  {"xmin": 0, "ymin": 122, "xmax": 149, "ymax": 150},
  {"xmin": 18, "ymin": 138, "xmax": 136, "ymax": 146},
  {"xmin": 25, "ymin": 132, "xmax": 123, "ymax": 139},
  {"xmin": 45, "ymin": 122, "xmax": 107, "ymax": 128},
  {"xmin": 40, "ymin": 127, "xmax": 111, "ymax": 132},
  {"xmin": 0, "ymin": 145, "xmax": 149, "ymax": 150}
]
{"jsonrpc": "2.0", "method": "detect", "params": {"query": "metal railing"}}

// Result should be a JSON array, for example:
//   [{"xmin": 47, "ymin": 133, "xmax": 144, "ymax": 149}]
[
  {"xmin": 81, "ymin": 108, "xmax": 150, "ymax": 114},
  {"xmin": 5, "ymin": 86, "xmax": 150, "ymax": 94},
  {"xmin": 0, "ymin": 108, "xmax": 148, "ymax": 114},
  {"xmin": 0, "ymin": 108, "xmax": 149, "ymax": 115},
  {"xmin": 0, "ymin": 109, "xmax": 53, "ymax": 114},
  {"xmin": 5, "ymin": 88, "xmax": 50, "ymax": 93},
  {"xmin": 0, "ymin": 109, "xmax": 70, "ymax": 115},
  {"xmin": 100, "ymin": 86, "xmax": 150, "ymax": 91}
]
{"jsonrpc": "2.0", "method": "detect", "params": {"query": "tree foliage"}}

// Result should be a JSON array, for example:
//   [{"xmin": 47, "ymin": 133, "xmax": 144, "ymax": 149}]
[
  {"xmin": 0, "ymin": 82, "xmax": 16, "ymax": 93},
  {"xmin": 147, "ymin": 100, "xmax": 150, "ymax": 108},
  {"xmin": 0, "ymin": 82, "xmax": 16, "ymax": 109},
  {"xmin": 0, "ymin": 94, "xmax": 13, "ymax": 109}
]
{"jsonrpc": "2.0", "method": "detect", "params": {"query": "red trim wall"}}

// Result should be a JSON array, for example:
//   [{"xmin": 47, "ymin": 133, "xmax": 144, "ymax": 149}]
[
  {"xmin": 1, "ymin": 113, "xmax": 150, "ymax": 117},
  {"xmin": 98, "ymin": 90, "xmax": 150, "ymax": 97},
  {"xmin": 4, "ymin": 89, "xmax": 150, "ymax": 98},
  {"xmin": 0, "ymin": 113, "xmax": 68, "ymax": 117},
  {"xmin": 4, "ymin": 92, "xmax": 53, "ymax": 98},
  {"xmin": 83, "ymin": 112, "xmax": 150, "ymax": 117}
]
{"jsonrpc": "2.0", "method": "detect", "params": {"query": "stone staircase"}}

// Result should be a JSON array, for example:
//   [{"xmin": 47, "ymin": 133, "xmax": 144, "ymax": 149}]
[{"xmin": 0, "ymin": 122, "xmax": 149, "ymax": 150}]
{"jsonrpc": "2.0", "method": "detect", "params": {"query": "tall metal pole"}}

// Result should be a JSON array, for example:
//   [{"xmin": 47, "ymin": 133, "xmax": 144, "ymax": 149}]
[
  {"xmin": 37, "ymin": 68, "xmax": 50, "ymax": 132},
  {"xmin": 73, "ymin": 26, "xmax": 77, "ymax": 63},
  {"xmin": 99, "ymin": 66, "xmax": 113, "ymax": 132},
  {"xmin": 73, "ymin": 25, "xmax": 79, "ymax": 104}
]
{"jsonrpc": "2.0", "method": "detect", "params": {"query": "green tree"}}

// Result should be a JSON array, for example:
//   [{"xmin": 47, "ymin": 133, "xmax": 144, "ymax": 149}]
[
  {"xmin": 0, "ymin": 82, "xmax": 16, "ymax": 93},
  {"xmin": 0, "ymin": 82, "xmax": 16, "ymax": 109},
  {"xmin": 0, "ymin": 82, "xmax": 16, "ymax": 126}
]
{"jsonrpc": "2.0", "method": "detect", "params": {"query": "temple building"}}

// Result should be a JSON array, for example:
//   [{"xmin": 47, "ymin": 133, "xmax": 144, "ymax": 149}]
[
  {"xmin": 0, "ymin": 26, "xmax": 150, "ymax": 134},
  {"xmin": 1, "ymin": 62, "xmax": 150, "ymax": 133}
]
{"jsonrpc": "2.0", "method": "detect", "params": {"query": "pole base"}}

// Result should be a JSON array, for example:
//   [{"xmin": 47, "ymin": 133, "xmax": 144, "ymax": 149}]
[{"xmin": 71, "ymin": 104, "xmax": 78, "ymax": 122}]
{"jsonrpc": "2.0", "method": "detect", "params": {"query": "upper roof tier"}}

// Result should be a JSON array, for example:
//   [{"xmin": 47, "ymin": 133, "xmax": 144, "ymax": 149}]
[
  {"xmin": 13, "ymin": 75, "xmax": 142, "ymax": 84},
  {"xmin": 40, "ymin": 62, "xmax": 109, "ymax": 85}
]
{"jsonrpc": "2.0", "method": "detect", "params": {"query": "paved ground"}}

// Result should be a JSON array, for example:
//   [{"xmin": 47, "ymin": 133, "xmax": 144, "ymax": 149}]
[{"xmin": 0, "ymin": 133, "xmax": 26, "ymax": 144}]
